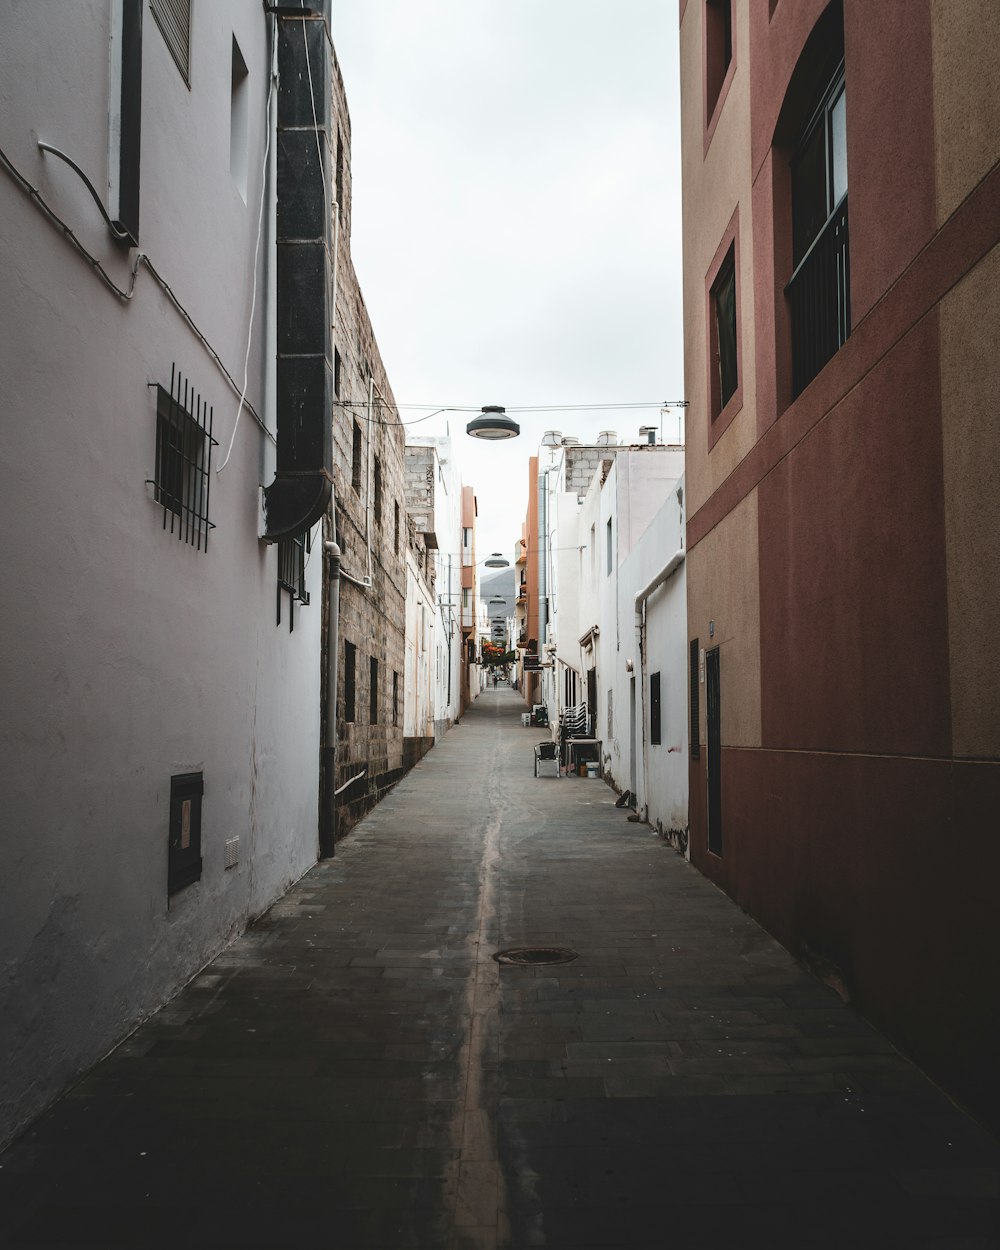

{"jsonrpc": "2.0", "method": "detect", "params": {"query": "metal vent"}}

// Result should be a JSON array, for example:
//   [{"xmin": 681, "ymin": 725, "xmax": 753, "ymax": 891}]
[
  {"xmin": 150, "ymin": 0, "xmax": 191, "ymax": 83},
  {"xmin": 224, "ymin": 837, "xmax": 239, "ymax": 869}
]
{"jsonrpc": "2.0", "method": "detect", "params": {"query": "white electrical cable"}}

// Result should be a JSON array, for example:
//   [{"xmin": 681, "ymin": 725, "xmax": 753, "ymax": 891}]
[{"xmin": 217, "ymin": 39, "xmax": 276, "ymax": 474}]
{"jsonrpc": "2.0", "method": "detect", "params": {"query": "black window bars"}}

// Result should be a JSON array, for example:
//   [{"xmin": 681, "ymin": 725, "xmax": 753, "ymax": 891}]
[
  {"xmin": 147, "ymin": 364, "xmax": 216, "ymax": 551},
  {"xmin": 277, "ymin": 529, "xmax": 311, "ymax": 630}
]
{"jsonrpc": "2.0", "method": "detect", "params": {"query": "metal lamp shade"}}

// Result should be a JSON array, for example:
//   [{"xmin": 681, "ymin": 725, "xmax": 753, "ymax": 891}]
[{"xmin": 466, "ymin": 406, "xmax": 519, "ymax": 440}]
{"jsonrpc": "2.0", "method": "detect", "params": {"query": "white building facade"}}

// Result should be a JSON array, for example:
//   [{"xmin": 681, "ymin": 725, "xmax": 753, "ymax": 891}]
[{"xmin": 0, "ymin": 3, "xmax": 334, "ymax": 1144}]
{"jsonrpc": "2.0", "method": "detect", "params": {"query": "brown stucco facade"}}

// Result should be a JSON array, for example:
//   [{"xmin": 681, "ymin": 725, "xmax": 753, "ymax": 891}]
[{"xmin": 681, "ymin": 0, "xmax": 1000, "ymax": 1131}]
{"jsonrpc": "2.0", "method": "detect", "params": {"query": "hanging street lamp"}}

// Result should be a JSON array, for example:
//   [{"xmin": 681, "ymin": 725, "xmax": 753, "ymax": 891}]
[{"xmin": 466, "ymin": 405, "xmax": 520, "ymax": 440}]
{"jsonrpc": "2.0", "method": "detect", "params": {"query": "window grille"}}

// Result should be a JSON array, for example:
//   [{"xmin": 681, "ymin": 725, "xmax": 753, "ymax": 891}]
[
  {"xmin": 148, "ymin": 365, "xmax": 216, "ymax": 551},
  {"xmin": 277, "ymin": 529, "xmax": 311, "ymax": 631},
  {"xmin": 150, "ymin": 0, "xmax": 192, "ymax": 84}
]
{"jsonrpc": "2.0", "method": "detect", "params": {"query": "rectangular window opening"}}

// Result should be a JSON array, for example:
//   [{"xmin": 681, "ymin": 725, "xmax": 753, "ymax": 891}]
[
  {"xmin": 705, "ymin": 0, "xmax": 733, "ymax": 122},
  {"xmin": 606, "ymin": 518, "xmax": 613, "ymax": 575},
  {"xmin": 650, "ymin": 672, "xmax": 662, "ymax": 746},
  {"xmin": 787, "ymin": 65, "xmax": 850, "ymax": 398},
  {"xmin": 392, "ymin": 670, "xmax": 399, "ymax": 727},
  {"xmin": 344, "ymin": 642, "xmax": 356, "ymax": 723},
  {"xmin": 370, "ymin": 656, "xmax": 379, "ymax": 724},
  {"xmin": 711, "ymin": 242, "xmax": 738, "ymax": 414},
  {"xmin": 394, "ymin": 501, "xmax": 400, "ymax": 555},
  {"xmin": 373, "ymin": 457, "xmax": 383, "ymax": 525},
  {"xmin": 352, "ymin": 421, "xmax": 363, "ymax": 493},
  {"xmin": 230, "ymin": 36, "xmax": 249, "ymax": 201}
]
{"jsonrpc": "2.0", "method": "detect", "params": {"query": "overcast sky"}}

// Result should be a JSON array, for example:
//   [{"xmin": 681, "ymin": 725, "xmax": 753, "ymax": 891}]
[{"xmin": 330, "ymin": 0, "xmax": 684, "ymax": 565}]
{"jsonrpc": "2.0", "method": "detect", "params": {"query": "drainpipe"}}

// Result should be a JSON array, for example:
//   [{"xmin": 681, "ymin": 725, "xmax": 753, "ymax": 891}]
[{"xmin": 320, "ymin": 538, "xmax": 341, "ymax": 857}]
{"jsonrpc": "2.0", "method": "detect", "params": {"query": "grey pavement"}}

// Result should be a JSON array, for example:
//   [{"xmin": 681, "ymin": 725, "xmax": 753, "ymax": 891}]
[{"xmin": 2, "ymin": 689, "xmax": 998, "ymax": 1248}]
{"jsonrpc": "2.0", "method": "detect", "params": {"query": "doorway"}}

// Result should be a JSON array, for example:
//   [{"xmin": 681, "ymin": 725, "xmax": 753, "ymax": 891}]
[{"xmin": 706, "ymin": 647, "xmax": 722, "ymax": 856}]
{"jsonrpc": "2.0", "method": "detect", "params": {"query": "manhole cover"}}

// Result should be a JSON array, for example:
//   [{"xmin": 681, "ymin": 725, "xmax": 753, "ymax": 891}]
[{"xmin": 492, "ymin": 946, "xmax": 578, "ymax": 967}]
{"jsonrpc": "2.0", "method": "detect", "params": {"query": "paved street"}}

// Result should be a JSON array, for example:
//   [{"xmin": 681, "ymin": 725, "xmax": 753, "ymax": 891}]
[{"xmin": 2, "ymin": 688, "xmax": 998, "ymax": 1248}]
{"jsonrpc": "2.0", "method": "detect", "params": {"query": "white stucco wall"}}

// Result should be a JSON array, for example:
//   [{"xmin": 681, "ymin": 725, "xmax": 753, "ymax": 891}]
[
  {"xmin": 0, "ymin": 4, "xmax": 322, "ymax": 1143},
  {"xmin": 404, "ymin": 550, "xmax": 435, "ymax": 737},
  {"xmin": 620, "ymin": 475, "xmax": 688, "ymax": 833}
]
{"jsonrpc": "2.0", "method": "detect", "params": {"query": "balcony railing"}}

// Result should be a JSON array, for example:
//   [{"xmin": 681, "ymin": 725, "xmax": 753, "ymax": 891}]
[{"xmin": 787, "ymin": 195, "xmax": 850, "ymax": 399}]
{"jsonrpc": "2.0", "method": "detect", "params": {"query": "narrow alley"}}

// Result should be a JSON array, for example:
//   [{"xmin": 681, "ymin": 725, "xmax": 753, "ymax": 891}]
[{"xmin": 1, "ymin": 691, "xmax": 997, "ymax": 1249}]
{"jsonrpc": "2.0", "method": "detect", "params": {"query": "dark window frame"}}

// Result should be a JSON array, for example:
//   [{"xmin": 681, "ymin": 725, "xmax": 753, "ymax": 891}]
[
  {"xmin": 704, "ymin": 0, "xmax": 736, "ymax": 151},
  {"xmin": 369, "ymin": 656, "xmax": 379, "ymax": 724},
  {"xmin": 373, "ymin": 456, "xmax": 383, "ymax": 525},
  {"xmin": 352, "ymin": 421, "xmax": 363, "ymax": 493},
  {"xmin": 168, "ymin": 771, "xmax": 203, "ymax": 895},
  {"xmin": 650, "ymin": 672, "xmax": 662, "ymax": 746},
  {"xmin": 705, "ymin": 206, "xmax": 743, "ymax": 450},
  {"xmin": 344, "ymin": 641, "xmax": 356, "ymax": 723},
  {"xmin": 786, "ymin": 61, "xmax": 850, "ymax": 399}
]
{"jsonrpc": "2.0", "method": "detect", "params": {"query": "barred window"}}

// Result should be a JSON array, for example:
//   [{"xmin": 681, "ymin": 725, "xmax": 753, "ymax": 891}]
[
  {"xmin": 148, "ymin": 366, "xmax": 216, "ymax": 551},
  {"xmin": 277, "ymin": 530, "xmax": 311, "ymax": 631}
]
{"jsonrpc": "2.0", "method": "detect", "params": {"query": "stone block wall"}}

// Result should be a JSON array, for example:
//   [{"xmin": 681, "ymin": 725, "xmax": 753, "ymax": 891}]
[{"xmin": 323, "ymin": 52, "xmax": 409, "ymax": 839}]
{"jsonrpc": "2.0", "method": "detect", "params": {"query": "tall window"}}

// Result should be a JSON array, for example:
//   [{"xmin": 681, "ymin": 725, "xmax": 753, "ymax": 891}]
[
  {"xmin": 370, "ymin": 657, "xmax": 379, "ymax": 723},
  {"xmin": 344, "ymin": 642, "xmax": 356, "ymax": 722},
  {"xmin": 352, "ymin": 421, "xmax": 363, "ymax": 492},
  {"xmin": 787, "ymin": 62, "xmax": 849, "ymax": 397},
  {"xmin": 373, "ymin": 457, "xmax": 383, "ymax": 524},
  {"xmin": 711, "ymin": 243, "xmax": 738, "ymax": 412},
  {"xmin": 705, "ymin": 0, "xmax": 733, "ymax": 126},
  {"xmin": 606, "ymin": 518, "xmax": 613, "ymax": 575},
  {"xmin": 394, "ymin": 501, "xmax": 400, "ymax": 555},
  {"xmin": 650, "ymin": 673, "xmax": 662, "ymax": 746},
  {"xmin": 392, "ymin": 671, "xmax": 399, "ymax": 726}
]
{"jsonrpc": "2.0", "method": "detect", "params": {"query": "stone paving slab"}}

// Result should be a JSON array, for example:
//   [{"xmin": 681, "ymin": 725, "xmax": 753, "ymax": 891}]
[{"xmin": 1, "ymin": 688, "xmax": 998, "ymax": 1247}]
